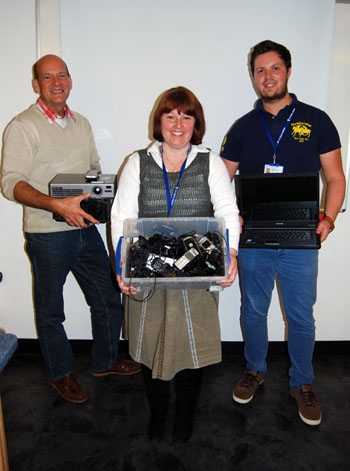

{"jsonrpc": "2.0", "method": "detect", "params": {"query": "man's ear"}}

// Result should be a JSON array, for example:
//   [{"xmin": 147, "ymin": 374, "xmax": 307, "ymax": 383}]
[{"xmin": 32, "ymin": 79, "xmax": 40, "ymax": 94}]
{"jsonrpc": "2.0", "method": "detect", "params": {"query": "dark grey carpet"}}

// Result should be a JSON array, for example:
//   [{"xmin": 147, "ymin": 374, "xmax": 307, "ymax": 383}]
[{"xmin": 1, "ymin": 345, "xmax": 349, "ymax": 471}]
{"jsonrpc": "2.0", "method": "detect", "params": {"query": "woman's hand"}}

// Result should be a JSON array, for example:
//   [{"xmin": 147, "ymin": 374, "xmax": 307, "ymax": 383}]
[
  {"xmin": 218, "ymin": 248, "xmax": 238, "ymax": 288},
  {"xmin": 116, "ymin": 274, "xmax": 138, "ymax": 296}
]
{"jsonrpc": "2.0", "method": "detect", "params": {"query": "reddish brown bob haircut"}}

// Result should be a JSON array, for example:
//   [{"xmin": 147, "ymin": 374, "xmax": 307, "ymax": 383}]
[{"xmin": 152, "ymin": 86, "xmax": 206, "ymax": 145}]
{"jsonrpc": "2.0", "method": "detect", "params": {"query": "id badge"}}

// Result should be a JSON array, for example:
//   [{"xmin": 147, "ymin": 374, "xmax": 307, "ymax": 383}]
[{"xmin": 264, "ymin": 163, "xmax": 284, "ymax": 174}]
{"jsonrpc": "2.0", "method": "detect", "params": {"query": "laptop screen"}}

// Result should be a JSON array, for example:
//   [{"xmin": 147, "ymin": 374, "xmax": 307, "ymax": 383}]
[
  {"xmin": 237, "ymin": 172, "xmax": 319, "ymax": 205},
  {"xmin": 236, "ymin": 172, "xmax": 320, "ymax": 225}
]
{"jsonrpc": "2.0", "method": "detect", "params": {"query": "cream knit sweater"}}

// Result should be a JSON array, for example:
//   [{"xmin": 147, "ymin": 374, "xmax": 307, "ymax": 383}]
[{"xmin": 1, "ymin": 104, "xmax": 101, "ymax": 233}]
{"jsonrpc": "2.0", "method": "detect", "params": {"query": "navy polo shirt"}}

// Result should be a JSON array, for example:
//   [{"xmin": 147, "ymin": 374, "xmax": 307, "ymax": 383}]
[{"xmin": 220, "ymin": 94, "xmax": 341, "ymax": 174}]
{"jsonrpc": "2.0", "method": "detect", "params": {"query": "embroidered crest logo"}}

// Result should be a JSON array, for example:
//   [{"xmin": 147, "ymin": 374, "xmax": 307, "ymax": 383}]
[
  {"xmin": 220, "ymin": 135, "xmax": 227, "ymax": 153},
  {"xmin": 291, "ymin": 122, "xmax": 312, "ymax": 142}
]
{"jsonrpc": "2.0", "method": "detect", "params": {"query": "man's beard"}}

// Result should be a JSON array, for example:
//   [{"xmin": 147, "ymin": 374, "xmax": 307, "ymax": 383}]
[{"xmin": 260, "ymin": 86, "xmax": 288, "ymax": 103}]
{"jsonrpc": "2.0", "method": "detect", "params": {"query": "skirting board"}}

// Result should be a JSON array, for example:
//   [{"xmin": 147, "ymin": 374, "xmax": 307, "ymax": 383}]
[{"xmin": 14, "ymin": 339, "xmax": 350, "ymax": 355}]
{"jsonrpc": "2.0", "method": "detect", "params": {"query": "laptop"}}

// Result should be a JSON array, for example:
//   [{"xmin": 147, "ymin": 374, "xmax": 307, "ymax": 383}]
[{"xmin": 236, "ymin": 172, "xmax": 321, "ymax": 249}]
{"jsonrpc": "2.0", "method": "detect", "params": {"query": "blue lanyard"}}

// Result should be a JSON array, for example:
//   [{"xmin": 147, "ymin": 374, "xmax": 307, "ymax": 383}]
[
  {"xmin": 259, "ymin": 107, "xmax": 296, "ymax": 164},
  {"xmin": 160, "ymin": 145, "xmax": 191, "ymax": 217}
]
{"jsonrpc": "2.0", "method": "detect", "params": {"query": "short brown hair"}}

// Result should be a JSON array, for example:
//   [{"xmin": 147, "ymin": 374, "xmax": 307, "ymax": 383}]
[
  {"xmin": 250, "ymin": 40, "xmax": 292, "ymax": 75},
  {"xmin": 153, "ymin": 86, "xmax": 206, "ymax": 145}
]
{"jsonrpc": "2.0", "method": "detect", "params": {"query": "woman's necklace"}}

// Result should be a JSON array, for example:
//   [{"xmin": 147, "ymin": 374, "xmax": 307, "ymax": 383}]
[
  {"xmin": 160, "ymin": 145, "xmax": 191, "ymax": 172},
  {"xmin": 163, "ymin": 156, "xmax": 181, "ymax": 172},
  {"xmin": 159, "ymin": 144, "xmax": 192, "ymax": 216}
]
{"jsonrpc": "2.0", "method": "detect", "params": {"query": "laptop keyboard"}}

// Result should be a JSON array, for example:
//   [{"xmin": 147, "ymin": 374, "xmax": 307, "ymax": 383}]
[
  {"xmin": 245, "ymin": 229, "xmax": 312, "ymax": 240},
  {"xmin": 252, "ymin": 208, "xmax": 311, "ymax": 220}
]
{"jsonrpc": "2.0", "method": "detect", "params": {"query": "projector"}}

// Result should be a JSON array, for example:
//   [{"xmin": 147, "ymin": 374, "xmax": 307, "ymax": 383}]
[
  {"xmin": 49, "ymin": 171, "xmax": 117, "ymax": 223},
  {"xmin": 49, "ymin": 171, "xmax": 116, "ymax": 198}
]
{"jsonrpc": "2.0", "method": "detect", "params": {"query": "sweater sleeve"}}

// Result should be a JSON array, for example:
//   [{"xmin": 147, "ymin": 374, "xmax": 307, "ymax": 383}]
[{"xmin": 1, "ymin": 118, "xmax": 37, "ymax": 202}]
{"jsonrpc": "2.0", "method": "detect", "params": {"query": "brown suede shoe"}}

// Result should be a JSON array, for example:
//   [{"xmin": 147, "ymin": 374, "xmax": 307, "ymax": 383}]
[
  {"xmin": 233, "ymin": 370, "xmax": 264, "ymax": 404},
  {"xmin": 290, "ymin": 385, "xmax": 321, "ymax": 426},
  {"xmin": 92, "ymin": 358, "xmax": 141, "ymax": 377},
  {"xmin": 50, "ymin": 373, "xmax": 88, "ymax": 403}
]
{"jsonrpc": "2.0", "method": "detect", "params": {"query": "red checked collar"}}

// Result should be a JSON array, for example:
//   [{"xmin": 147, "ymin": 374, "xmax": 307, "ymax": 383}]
[{"xmin": 36, "ymin": 98, "xmax": 76, "ymax": 123}]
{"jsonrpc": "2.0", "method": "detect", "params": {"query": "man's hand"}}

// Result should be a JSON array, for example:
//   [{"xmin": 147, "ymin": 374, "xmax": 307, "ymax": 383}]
[
  {"xmin": 54, "ymin": 192, "xmax": 100, "ymax": 227},
  {"xmin": 316, "ymin": 219, "xmax": 333, "ymax": 243}
]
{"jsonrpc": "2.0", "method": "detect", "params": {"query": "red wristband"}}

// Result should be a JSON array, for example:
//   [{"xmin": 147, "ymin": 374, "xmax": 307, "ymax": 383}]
[{"xmin": 319, "ymin": 213, "xmax": 335, "ymax": 232}]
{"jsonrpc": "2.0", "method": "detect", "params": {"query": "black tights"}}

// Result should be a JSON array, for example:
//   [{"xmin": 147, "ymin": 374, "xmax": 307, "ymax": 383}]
[{"xmin": 141, "ymin": 365, "xmax": 203, "ymax": 442}]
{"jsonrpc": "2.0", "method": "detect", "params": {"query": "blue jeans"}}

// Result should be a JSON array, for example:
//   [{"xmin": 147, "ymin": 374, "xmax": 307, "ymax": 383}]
[
  {"xmin": 238, "ymin": 248, "xmax": 318, "ymax": 388},
  {"xmin": 25, "ymin": 226, "xmax": 122, "ymax": 380}
]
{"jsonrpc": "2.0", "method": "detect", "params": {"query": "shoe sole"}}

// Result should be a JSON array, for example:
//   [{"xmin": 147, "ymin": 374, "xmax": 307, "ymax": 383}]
[
  {"xmin": 92, "ymin": 367, "xmax": 141, "ymax": 377},
  {"xmin": 232, "ymin": 393, "xmax": 254, "ymax": 404},
  {"xmin": 50, "ymin": 383, "xmax": 88, "ymax": 404},
  {"xmin": 232, "ymin": 378, "xmax": 264, "ymax": 404},
  {"xmin": 298, "ymin": 410, "xmax": 322, "ymax": 426}
]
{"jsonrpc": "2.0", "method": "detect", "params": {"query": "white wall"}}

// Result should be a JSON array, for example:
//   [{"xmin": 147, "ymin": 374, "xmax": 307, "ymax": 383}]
[
  {"xmin": 0, "ymin": 0, "xmax": 38, "ymax": 337},
  {"xmin": 0, "ymin": 0, "xmax": 349, "ymax": 341}
]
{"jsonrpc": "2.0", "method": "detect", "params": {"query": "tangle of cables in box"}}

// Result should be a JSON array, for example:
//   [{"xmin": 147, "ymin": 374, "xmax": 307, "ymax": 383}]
[{"xmin": 126, "ymin": 231, "xmax": 226, "ymax": 280}]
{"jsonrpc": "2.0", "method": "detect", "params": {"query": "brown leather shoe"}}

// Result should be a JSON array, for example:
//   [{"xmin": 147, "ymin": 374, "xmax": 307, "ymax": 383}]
[
  {"xmin": 50, "ymin": 373, "xmax": 88, "ymax": 403},
  {"xmin": 92, "ymin": 358, "xmax": 141, "ymax": 377}
]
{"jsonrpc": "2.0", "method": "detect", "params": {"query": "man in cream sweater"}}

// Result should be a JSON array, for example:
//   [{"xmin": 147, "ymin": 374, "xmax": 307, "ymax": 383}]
[{"xmin": 1, "ymin": 55, "xmax": 140, "ymax": 403}]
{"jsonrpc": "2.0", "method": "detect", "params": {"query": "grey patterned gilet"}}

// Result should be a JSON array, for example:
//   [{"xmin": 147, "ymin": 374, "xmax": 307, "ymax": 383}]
[{"xmin": 137, "ymin": 148, "xmax": 214, "ymax": 218}]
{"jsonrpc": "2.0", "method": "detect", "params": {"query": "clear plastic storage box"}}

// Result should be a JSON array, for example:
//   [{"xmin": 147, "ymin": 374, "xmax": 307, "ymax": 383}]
[{"xmin": 117, "ymin": 217, "xmax": 229, "ymax": 292}]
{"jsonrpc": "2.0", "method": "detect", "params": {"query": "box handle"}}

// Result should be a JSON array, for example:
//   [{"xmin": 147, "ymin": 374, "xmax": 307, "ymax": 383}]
[
  {"xmin": 115, "ymin": 236, "xmax": 123, "ymax": 275},
  {"xmin": 226, "ymin": 229, "xmax": 230, "ymax": 267}
]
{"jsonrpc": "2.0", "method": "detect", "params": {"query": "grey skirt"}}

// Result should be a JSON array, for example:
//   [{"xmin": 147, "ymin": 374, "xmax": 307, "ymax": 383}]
[{"xmin": 123, "ymin": 289, "xmax": 221, "ymax": 380}]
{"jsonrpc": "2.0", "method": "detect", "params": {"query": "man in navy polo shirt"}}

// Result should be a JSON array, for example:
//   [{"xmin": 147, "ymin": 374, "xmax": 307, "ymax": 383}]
[{"xmin": 221, "ymin": 40, "xmax": 345, "ymax": 426}]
